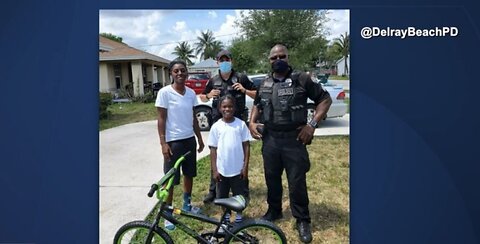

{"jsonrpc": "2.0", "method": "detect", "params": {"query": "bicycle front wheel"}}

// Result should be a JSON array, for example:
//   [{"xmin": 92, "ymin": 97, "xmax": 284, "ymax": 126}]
[
  {"xmin": 224, "ymin": 219, "xmax": 287, "ymax": 243},
  {"xmin": 113, "ymin": 220, "xmax": 173, "ymax": 244}
]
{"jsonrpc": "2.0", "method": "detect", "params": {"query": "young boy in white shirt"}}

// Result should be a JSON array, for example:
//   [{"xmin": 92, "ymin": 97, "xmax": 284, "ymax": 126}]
[{"xmin": 208, "ymin": 94, "xmax": 251, "ymax": 223}]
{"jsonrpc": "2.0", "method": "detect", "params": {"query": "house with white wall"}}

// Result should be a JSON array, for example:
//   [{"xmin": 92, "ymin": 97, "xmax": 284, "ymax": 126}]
[
  {"xmin": 189, "ymin": 58, "xmax": 219, "ymax": 76},
  {"xmin": 336, "ymin": 55, "xmax": 350, "ymax": 76},
  {"xmin": 99, "ymin": 36, "xmax": 171, "ymax": 97}
]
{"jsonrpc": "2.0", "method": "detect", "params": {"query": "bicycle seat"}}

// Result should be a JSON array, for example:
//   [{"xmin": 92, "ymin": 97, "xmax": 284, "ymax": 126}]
[{"xmin": 213, "ymin": 195, "xmax": 247, "ymax": 212}]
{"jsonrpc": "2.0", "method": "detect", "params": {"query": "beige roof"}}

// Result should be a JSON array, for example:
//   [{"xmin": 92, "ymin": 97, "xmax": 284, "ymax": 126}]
[{"xmin": 99, "ymin": 36, "xmax": 170, "ymax": 64}]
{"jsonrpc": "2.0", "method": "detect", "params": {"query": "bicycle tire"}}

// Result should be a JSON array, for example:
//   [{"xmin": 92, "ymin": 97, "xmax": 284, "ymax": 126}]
[
  {"xmin": 113, "ymin": 220, "xmax": 173, "ymax": 244},
  {"xmin": 224, "ymin": 218, "xmax": 287, "ymax": 243}
]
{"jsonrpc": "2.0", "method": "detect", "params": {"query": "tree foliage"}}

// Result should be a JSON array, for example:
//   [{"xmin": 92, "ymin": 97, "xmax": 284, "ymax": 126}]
[
  {"xmin": 100, "ymin": 32, "xmax": 123, "ymax": 43},
  {"xmin": 172, "ymin": 41, "xmax": 196, "ymax": 65},
  {"xmin": 333, "ymin": 32, "xmax": 350, "ymax": 75},
  {"xmin": 229, "ymin": 38, "xmax": 260, "ymax": 74},
  {"xmin": 320, "ymin": 45, "xmax": 343, "ymax": 70},
  {"xmin": 234, "ymin": 10, "xmax": 329, "ymax": 72},
  {"xmin": 195, "ymin": 30, "xmax": 224, "ymax": 60}
]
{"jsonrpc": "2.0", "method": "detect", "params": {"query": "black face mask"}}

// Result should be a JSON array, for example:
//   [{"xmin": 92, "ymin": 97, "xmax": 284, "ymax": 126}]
[{"xmin": 271, "ymin": 59, "xmax": 289, "ymax": 73}]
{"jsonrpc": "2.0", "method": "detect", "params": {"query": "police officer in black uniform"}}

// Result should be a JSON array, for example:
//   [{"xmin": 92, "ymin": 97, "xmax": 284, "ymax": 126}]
[
  {"xmin": 249, "ymin": 44, "xmax": 332, "ymax": 243},
  {"xmin": 199, "ymin": 49, "xmax": 256, "ymax": 203}
]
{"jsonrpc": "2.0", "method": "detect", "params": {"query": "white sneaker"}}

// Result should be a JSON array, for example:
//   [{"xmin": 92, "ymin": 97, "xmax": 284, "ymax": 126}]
[
  {"xmin": 217, "ymin": 224, "xmax": 229, "ymax": 234},
  {"xmin": 164, "ymin": 219, "xmax": 175, "ymax": 231}
]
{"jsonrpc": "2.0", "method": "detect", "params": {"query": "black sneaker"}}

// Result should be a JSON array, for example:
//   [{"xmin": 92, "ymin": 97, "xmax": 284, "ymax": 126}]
[
  {"xmin": 296, "ymin": 221, "xmax": 312, "ymax": 243},
  {"xmin": 261, "ymin": 209, "xmax": 283, "ymax": 222},
  {"xmin": 203, "ymin": 192, "xmax": 215, "ymax": 203}
]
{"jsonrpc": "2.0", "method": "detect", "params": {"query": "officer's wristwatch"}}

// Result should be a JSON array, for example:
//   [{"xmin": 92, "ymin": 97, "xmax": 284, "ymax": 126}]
[{"xmin": 308, "ymin": 119, "xmax": 318, "ymax": 128}]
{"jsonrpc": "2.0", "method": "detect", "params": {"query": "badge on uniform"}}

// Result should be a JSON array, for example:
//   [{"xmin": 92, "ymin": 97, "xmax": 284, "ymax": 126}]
[
  {"xmin": 278, "ymin": 87, "xmax": 294, "ymax": 96},
  {"xmin": 284, "ymin": 78, "xmax": 292, "ymax": 87}
]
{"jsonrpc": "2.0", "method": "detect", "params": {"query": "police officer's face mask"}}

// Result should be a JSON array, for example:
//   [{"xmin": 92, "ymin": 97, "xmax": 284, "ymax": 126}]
[
  {"xmin": 271, "ymin": 59, "xmax": 289, "ymax": 73},
  {"xmin": 219, "ymin": 61, "xmax": 232, "ymax": 74}
]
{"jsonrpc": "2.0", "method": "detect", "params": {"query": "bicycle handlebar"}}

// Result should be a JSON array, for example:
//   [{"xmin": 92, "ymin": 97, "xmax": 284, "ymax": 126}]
[
  {"xmin": 182, "ymin": 151, "xmax": 192, "ymax": 158},
  {"xmin": 147, "ymin": 150, "xmax": 192, "ymax": 198},
  {"xmin": 147, "ymin": 184, "xmax": 159, "ymax": 197}
]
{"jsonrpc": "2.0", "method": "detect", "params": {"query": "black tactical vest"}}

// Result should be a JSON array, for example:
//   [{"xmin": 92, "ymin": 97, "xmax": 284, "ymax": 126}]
[
  {"xmin": 258, "ymin": 73, "xmax": 308, "ymax": 129},
  {"xmin": 211, "ymin": 73, "xmax": 246, "ymax": 121}
]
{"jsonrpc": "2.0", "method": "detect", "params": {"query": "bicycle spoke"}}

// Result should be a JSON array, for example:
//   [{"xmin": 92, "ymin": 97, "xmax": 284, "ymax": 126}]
[
  {"xmin": 229, "ymin": 225, "xmax": 283, "ymax": 243},
  {"xmin": 116, "ymin": 226, "xmax": 168, "ymax": 244}
]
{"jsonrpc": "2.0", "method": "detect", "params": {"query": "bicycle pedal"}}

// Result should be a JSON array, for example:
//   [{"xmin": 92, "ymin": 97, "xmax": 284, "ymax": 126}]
[{"xmin": 191, "ymin": 206, "xmax": 201, "ymax": 214}]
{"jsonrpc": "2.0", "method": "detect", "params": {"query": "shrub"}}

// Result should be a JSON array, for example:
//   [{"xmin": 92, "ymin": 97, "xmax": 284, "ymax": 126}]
[
  {"xmin": 132, "ymin": 90, "xmax": 156, "ymax": 104},
  {"xmin": 99, "ymin": 92, "xmax": 113, "ymax": 119}
]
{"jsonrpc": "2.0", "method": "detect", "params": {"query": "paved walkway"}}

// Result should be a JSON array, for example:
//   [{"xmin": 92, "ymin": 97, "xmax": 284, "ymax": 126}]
[{"xmin": 99, "ymin": 114, "xmax": 349, "ymax": 244}]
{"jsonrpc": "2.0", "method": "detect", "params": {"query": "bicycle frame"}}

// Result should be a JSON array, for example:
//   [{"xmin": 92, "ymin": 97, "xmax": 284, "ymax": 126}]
[
  {"xmin": 153, "ymin": 202, "xmax": 233, "ymax": 243},
  {"xmin": 116, "ymin": 150, "xmax": 287, "ymax": 244},
  {"xmin": 146, "ymin": 151, "xmax": 235, "ymax": 243}
]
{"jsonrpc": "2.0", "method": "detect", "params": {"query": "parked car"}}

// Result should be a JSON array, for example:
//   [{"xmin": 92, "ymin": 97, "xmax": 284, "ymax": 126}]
[
  {"xmin": 185, "ymin": 71, "xmax": 210, "ymax": 94},
  {"xmin": 248, "ymin": 74, "xmax": 267, "ymax": 88},
  {"xmin": 193, "ymin": 74, "xmax": 348, "ymax": 131},
  {"xmin": 246, "ymin": 74, "xmax": 348, "ymax": 122}
]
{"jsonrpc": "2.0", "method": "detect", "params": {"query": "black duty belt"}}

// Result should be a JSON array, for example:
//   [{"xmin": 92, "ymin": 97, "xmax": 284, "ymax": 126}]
[{"xmin": 265, "ymin": 128, "xmax": 300, "ymax": 138}]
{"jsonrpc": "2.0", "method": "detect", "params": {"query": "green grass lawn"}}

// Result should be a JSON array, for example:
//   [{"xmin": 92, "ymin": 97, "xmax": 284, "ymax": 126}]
[
  {"xmin": 344, "ymin": 97, "xmax": 350, "ymax": 113},
  {"xmin": 329, "ymin": 75, "xmax": 349, "ymax": 80},
  {"xmin": 99, "ymin": 102, "xmax": 157, "ymax": 131},
  {"xmin": 146, "ymin": 136, "xmax": 350, "ymax": 243}
]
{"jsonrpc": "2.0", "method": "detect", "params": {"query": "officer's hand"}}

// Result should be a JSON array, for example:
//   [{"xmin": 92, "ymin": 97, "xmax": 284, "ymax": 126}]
[
  {"xmin": 297, "ymin": 125, "xmax": 315, "ymax": 145},
  {"xmin": 209, "ymin": 89, "xmax": 221, "ymax": 99},
  {"xmin": 232, "ymin": 83, "xmax": 246, "ymax": 93},
  {"xmin": 249, "ymin": 122, "xmax": 263, "ymax": 139}
]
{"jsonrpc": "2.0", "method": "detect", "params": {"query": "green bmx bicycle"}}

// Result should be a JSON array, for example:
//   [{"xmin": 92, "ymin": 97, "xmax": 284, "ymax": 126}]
[{"xmin": 113, "ymin": 151, "xmax": 287, "ymax": 243}]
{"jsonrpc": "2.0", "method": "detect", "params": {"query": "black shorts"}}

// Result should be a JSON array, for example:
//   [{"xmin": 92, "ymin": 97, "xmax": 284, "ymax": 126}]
[
  {"xmin": 216, "ymin": 174, "xmax": 249, "ymax": 202},
  {"xmin": 164, "ymin": 136, "xmax": 197, "ymax": 185}
]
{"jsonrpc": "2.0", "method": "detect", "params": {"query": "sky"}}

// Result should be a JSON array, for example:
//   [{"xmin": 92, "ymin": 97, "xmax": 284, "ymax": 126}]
[{"xmin": 99, "ymin": 9, "xmax": 349, "ymax": 63}]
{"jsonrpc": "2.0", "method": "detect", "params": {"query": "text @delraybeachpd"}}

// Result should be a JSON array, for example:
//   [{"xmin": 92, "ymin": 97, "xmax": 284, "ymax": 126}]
[{"xmin": 360, "ymin": 26, "xmax": 459, "ymax": 39}]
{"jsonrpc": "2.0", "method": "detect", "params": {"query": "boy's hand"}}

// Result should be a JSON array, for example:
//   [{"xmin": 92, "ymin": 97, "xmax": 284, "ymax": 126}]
[
  {"xmin": 213, "ymin": 170, "xmax": 222, "ymax": 182},
  {"xmin": 197, "ymin": 140, "xmax": 205, "ymax": 153},
  {"xmin": 161, "ymin": 144, "xmax": 173, "ymax": 161},
  {"xmin": 240, "ymin": 167, "xmax": 248, "ymax": 180}
]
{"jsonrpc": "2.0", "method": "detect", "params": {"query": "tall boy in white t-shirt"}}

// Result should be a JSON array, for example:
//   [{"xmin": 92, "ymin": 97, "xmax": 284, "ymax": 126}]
[{"xmin": 208, "ymin": 95, "xmax": 251, "ymax": 223}]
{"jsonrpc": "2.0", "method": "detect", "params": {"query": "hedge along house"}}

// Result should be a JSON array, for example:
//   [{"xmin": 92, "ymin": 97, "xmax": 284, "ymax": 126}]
[{"xmin": 99, "ymin": 35, "xmax": 171, "ymax": 97}]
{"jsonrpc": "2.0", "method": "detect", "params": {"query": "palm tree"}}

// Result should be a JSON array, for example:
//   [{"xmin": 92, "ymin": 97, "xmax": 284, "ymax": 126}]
[
  {"xmin": 333, "ymin": 32, "xmax": 350, "ymax": 76},
  {"xmin": 172, "ymin": 41, "xmax": 196, "ymax": 65},
  {"xmin": 195, "ymin": 30, "xmax": 219, "ymax": 60},
  {"xmin": 205, "ymin": 40, "xmax": 224, "ymax": 60}
]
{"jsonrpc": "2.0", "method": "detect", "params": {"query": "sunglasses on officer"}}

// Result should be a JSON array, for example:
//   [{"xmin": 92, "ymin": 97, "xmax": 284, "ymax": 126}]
[{"xmin": 269, "ymin": 54, "xmax": 287, "ymax": 60}]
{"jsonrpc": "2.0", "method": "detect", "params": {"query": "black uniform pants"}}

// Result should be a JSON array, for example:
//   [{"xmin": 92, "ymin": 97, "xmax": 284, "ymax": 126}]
[{"xmin": 262, "ymin": 130, "xmax": 311, "ymax": 223}]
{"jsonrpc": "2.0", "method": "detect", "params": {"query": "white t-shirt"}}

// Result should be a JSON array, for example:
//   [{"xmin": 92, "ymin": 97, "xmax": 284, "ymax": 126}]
[
  {"xmin": 155, "ymin": 85, "xmax": 198, "ymax": 142},
  {"xmin": 208, "ymin": 117, "xmax": 252, "ymax": 177}
]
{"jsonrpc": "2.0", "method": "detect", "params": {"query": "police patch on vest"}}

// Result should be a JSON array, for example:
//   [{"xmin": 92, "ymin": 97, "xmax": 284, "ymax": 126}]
[{"xmin": 277, "ymin": 88, "xmax": 294, "ymax": 96}]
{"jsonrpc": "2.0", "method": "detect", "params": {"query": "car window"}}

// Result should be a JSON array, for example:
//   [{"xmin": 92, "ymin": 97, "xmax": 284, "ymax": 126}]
[{"xmin": 250, "ymin": 75, "xmax": 267, "ymax": 88}]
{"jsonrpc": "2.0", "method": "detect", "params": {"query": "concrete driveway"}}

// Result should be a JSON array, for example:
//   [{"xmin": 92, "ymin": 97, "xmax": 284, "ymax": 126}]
[
  {"xmin": 99, "ymin": 114, "xmax": 349, "ymax": 244},
  {"xmin": 329, "ymin": 79, "xmax": 350, "ymax": 90}
]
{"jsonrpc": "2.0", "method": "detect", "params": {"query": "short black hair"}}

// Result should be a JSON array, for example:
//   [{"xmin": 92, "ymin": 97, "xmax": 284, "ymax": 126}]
[
  {"xmin": 217, "ymin": 94, "xmax": 236, "ymax": 110},
  {"xmin": 168, "ymin": 59, "xmax": 187, "ymax": 73}
]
